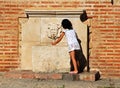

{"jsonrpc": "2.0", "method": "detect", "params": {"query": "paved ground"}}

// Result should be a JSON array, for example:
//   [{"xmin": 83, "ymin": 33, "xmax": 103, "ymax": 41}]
[{"xmin": 0, "ymin": 73, "xmax": 120, "ymax": 88}]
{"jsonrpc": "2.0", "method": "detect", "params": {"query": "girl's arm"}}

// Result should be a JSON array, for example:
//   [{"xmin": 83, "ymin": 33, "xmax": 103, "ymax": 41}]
[{"xmin": 51, "ymin": 32, "xmax": 65, "ymax": 45}]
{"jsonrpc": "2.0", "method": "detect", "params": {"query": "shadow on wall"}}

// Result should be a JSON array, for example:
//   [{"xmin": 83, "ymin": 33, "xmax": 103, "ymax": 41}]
[{"xmin": 78, "ymin": 10, "xmax": 91, "ymax": 73}]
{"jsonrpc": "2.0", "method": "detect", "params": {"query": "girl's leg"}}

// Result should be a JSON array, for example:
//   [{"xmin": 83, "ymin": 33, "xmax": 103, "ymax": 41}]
[{"xmin": 69, "ymin": 51, "xmax": 78, "ymax": 73}]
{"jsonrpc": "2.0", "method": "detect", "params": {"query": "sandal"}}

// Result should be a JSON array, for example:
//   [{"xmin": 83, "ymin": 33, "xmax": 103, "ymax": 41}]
[{"xmin": 69, "ymin": 71, "xmax": 78, "ymax": 74}]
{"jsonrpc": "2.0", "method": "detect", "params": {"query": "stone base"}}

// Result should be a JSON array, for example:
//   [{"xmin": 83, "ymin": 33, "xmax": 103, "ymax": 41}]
[
  {"xmin": 62, "ymin": 71, "xmax": 100, "ymax": 81},
  {"xmin": 4, "ymin": 70, "xmax": 100, "ymax": 81},
  {"xmin": 79, "ymin": 71, "xmax": 100, "ymax": 81}
]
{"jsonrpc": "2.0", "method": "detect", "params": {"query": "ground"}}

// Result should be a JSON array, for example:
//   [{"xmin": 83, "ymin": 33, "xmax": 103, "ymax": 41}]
[{"xmin": 0, "ymin": 73, "xmax": 120, "ymax": 88}]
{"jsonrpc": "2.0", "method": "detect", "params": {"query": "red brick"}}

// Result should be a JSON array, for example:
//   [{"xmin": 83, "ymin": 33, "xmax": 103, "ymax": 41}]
[
  {"xmin": 22, "ymin": 73, "xmax": 35, "ymax": 79},
  {"xmin": 41, "ymin": 1, "xmax": 54, "ymax": 4},
  {"xmin": 35, "ymin": 73, "xmax": 48, "ymax": 79},
  {"xmin": 100, "ymin": 8, "xmax": 113, "ymax": 11},
  {"xmin": 61, "ymin": 1, "xmax": 69, "ymax": 4},
  {"xmin": 100, "ymin": 29, "xmax": 114, "ymax": 32},
  {"xmin": 5, "ymin": 72, "xmax": 21, "ymax": 79},
  {"xmin": 70, "ymin": 1, "xmax": 80, "ymax": 5},
  {"xmin": 100, "ymin": 16, "xmax": 114, "ymax": 18},
  {"xmin": 50, "ymin": 5, "xmax": 62, "ymax": 8},
  {"xmin": 108, "ymin": 12, "xmax": 120, "ymax": 15},
  {"xmin": 108, "ymin": 26, "xmax": 120, "ymax": 28},
  {"xmin": 4, "ymin": 59, "xmax": 18, "ymax": 61},
  {"xmin": 64, "ymin": 5, "xmax": 77, "ymax": 8},
  {"xmin": 4, "ymin": 66, "xmax": 18, "ymax": 69},
  {"xmin": 85, "ymin": 1, "xmax": 99, "ymax": 4},
  {"xmin": 0, "ymin": 68, "xmax": 9, "ymax": 72},
  {"xmin": 48, "ymin": 73, "xmax": 62, "ymax": 80},
  {"xmin": 93, "ymin": 11, "xmax": 107, "ymax": 15},
  {"xmin": 101, "ymin": 22, "xmax": 114, "ymax": 25},
  {"xmin": 107, "ymin": 59, "xmax": 120, "ymax": 62},
  {"xmin": 115, "ymin": 16, "xmax": 120, "ymax": 18},
  {"xmin": 34, "ymin": 73, "xmax": 63, "ymax": 80},
  {"xmin": 107, "ymin": 40, "xmax": 120, "ymax": 42},
  {"xmin": 86, "ymin": 8, "xmax": 98, "ymax": 12},
  {"xmin": 102, "ymin": 1, "xmax": 111, "ymax": 4},
  {"xmin": 93, "ymin": 5, "xmax": 107, "ymax": 8},
  {"xmin": 92, "ymin": 26, "xmax": 106, "ymax": 28}
]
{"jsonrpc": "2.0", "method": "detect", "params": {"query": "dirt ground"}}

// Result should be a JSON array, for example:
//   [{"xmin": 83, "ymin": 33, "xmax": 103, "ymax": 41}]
[{"xmin": 0, "ymin": 74, "xmax": 120, "ymax": 88}]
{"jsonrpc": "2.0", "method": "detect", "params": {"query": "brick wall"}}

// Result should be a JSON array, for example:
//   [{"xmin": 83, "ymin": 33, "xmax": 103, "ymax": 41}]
[{"xmin": 0, "ymin": 0, "xmax": 120, "ymax": 78}]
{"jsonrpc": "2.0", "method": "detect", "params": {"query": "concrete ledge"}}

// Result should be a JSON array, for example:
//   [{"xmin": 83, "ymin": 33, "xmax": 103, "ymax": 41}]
[
  {"xmin": 35, "ymin": 73, "xmax": 62, "ymax": 80},
  {"xmin": 62, "ymin": 74, "xmax": 79, "ymax": 81},
  {"xmin": 5, "ymin": 70, "xmax": 35, "ymax": 79},
  {"xmin": 4, "ymin": 70, "xmax": 100, "ymax": 81},
  {"xmin": 79, "ymin": 71, "xmax": 100, "ymax": 81}
]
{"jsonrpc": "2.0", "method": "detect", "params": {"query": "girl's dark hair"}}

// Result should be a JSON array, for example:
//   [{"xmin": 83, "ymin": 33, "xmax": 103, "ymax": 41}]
[{"xmin": 61, "ymin": 19, "xmax": 73, "ymax": 29}]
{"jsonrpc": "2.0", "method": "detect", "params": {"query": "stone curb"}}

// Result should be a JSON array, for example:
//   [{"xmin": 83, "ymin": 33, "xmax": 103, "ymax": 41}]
[{"xmin": 4, "ymin": 70, "xmax": 100, "ymax": 81}]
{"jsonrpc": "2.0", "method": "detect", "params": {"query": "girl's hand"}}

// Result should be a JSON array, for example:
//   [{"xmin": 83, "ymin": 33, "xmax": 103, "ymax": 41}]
[
  {"xmin": 51, "ymin": 32, "xmax": 65, "ymax": 46},
  {"xmin": 51, "ymin": 42, "xmax": 56, "ymax": 45}
]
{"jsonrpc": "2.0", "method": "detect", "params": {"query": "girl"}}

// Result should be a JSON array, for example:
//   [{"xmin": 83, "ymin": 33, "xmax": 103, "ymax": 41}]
[{"xmin": 51, "ymin": 19, "xmax": 80, "ymax": 74}]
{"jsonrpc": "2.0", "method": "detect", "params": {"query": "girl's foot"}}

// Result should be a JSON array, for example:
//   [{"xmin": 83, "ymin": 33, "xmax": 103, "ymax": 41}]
[{"xmin": 69, "ymin": 71, "xmax": 78, "ymax": 74}]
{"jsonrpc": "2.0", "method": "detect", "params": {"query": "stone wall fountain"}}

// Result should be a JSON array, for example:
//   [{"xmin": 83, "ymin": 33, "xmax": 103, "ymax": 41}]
[{"xmin": 19, "ymin": 10, "xmax": 87, "ymax": 73}]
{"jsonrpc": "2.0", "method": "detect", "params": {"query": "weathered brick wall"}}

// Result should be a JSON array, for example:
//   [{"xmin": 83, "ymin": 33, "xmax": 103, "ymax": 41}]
[
  {"xmin": 0, "ymin": 0, "xmax": 120, "ymax": 78},
  {"xmin": 89, "ymin": 1, "xmax": 120, "ymax": 78}
]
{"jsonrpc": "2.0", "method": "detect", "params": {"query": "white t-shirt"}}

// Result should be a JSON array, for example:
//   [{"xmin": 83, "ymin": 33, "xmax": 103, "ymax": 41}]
[{"xmin": 63, "ymin": 29, "xmax": 80, "ymax": 52}]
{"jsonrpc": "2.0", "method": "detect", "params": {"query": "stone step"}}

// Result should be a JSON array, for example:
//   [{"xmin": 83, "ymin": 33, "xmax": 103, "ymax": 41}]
[{"xmin": 4, "ymin": 70, "xmax": 100, "ymax": 81}]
